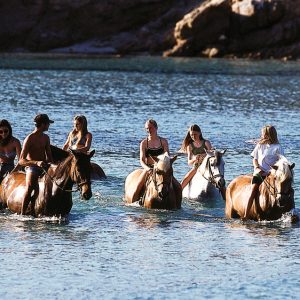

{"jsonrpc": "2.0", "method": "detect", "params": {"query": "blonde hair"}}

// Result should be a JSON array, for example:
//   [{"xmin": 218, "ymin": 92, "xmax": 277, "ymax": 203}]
[
  {"xmin": 180, "ymin": 124, "xmax": 203, "ymax": 153},
  {"xmin": 146, "ymin": 119, "xmax": 158, "ymax": 129},
  {"xmin": 259, "ymin": 125, "xmax": 279, "ymax": 145}
]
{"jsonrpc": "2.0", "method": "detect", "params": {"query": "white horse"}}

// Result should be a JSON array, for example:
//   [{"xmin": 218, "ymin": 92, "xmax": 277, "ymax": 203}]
[{"xmin": 182, "ymin": 150, "xmax": 226, "ymax": 201}]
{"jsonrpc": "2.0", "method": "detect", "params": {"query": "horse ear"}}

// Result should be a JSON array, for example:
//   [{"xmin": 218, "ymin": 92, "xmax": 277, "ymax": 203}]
[
  {"xmin": 89, "ymin": 150, "xmax": 95, "ymax": 158},
  {"xmin": 220, "ymin": 149, "xmax": 227, "ymax": 155},
  {"xmin": 171, "ymin": 155, "xmax": 178, "ymax": 164},
  {"xmin": 290, "ymin": 163, "xmax": 295, "ymax": 170}
]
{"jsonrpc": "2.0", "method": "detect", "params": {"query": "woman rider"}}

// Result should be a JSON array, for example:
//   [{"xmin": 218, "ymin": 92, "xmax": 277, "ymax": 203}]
[
  {"xmin": 131, "ymin": 119, "xmax": 169, "ymax": 202},
  {"xmin": 63, "ymin": 115, "xmax": 106, "ymax": 179},
  {"xmin": 243, "ymin": 125, "xmax": 285, "ymax": 220},
  {"xmin": 63, "ymin": 115, "xmax": 92, "ymax": 153},
  {"xmin": 0, "ymin": 119, "xmax": 21, "ymax": 183},
  {"xmin": 180, "ymin": 124, "xmax": 212, "ymax": 190}
]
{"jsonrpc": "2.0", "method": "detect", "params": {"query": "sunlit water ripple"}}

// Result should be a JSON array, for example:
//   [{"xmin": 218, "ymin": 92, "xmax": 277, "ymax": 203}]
[{"xmin": 0, "ymin": 56, "xmax": 299, "ymax": 300}]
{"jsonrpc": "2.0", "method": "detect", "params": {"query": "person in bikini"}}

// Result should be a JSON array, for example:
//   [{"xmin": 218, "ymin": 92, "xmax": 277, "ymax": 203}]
[
  {"xmin": 63, "ymin": 115, "xmax": 92, "ymax": 153},
  {"xmin": 19, "ymin": 114, "xmax": 54, "ymax": 215},
  {"xmin": 0, "ymin": 119, "xmax": 21, "ymax": 183},
  {"xmin": 180, "ymin": 124, "xmax": 212, "ymax": 190},
  {"xmin": 131, "ymin": 119, "xmax": 169, "ymax": 202}
]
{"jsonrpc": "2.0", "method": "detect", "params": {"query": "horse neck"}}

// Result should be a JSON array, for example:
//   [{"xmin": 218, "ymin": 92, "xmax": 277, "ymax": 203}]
[
  {"xmin": 49, "ymin": 156, "xmax": 75, "ymax": 190},
  {"xmin": 260, "ymin": 175, "xmax": 277, "ymax": 208}
]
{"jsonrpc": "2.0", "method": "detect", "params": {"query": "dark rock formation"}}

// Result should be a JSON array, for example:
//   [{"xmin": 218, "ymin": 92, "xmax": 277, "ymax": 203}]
[
  {"xmin": 165, "ymin": 0, "xmax": 300, "ymax": 59},
  {"xmin": 1, "ymin": 0, "xmax": 300, "ymax": 59},
  {"xmin": 0, "ymin": 0, "xmax": 201, "ymax": 54}
]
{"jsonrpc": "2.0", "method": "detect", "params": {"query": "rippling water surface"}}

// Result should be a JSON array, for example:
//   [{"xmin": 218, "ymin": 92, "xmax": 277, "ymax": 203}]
[{"xmin": 0, "ymin": 55, "xmax": 299, "ymax": 299}]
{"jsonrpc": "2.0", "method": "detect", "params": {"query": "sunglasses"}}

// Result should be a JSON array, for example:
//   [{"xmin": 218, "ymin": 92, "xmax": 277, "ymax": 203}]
[{"xmin": 0, "ymin": 129, "xmax": 9, "ymax": 134}]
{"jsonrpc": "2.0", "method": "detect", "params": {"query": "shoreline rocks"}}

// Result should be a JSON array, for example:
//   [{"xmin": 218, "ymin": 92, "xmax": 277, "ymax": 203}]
[{"xmin": 1, "ymin": 0, "xmax": 300, "ymax": 59}]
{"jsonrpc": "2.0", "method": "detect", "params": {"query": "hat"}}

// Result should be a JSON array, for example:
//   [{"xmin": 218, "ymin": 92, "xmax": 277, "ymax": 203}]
[{"xmin": 34, "ymin": 114, "xmax": 54, "ymax": 124}]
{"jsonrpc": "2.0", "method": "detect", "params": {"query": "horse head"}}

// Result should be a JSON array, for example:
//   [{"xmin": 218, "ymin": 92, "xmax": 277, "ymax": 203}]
[
  {"xmin": 270, "ymin": 156, "xmax": 295, "ymax": 208},
  {"xmin": 151, "ymin": 153, "xmax": 177, "ymax": 202},
  {"xmin": 199, "ymin": 149, "xmax": 226, "ymax": 189},
  {"xmin": 69, "ymin": 149, "xmax": 95, "ymax": 200}
]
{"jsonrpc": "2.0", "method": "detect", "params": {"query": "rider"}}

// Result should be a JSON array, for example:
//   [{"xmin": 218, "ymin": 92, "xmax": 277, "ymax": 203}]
[
  {"xmin": 131, "ymin": 119, "xmax": 169, "ymax": 202},
  {"xmin": 180, "ymin": 124, "xmax": 212, "ymax": 189},
  {"xmin": 0, "ymin": 119, "xmax": 22, "ymax": 183},
  {"xmin": 63, "ymin": 115, "xmax": 92, "ymax": 153},
  {"xmin": 19, "ymin": 114, "xmax": 54, "ymax": 215},
  {"xmin": 243, "ymin": 125, "xmax": 284, "ymax": 220}
]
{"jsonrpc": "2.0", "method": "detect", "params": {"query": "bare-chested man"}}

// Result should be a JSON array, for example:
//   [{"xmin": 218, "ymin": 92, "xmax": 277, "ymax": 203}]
[{"xmin": 19, "ymin": 114, "xmax": 54, "ymax": 215}]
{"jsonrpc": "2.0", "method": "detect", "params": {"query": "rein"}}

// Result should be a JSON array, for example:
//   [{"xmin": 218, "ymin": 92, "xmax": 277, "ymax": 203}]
[
  {"xmin": 202, "ymin": 156, "xmax": 223, "ymax": 188},
  {"xmin": 263, "ymin": 176, "xmax": 293, "ymax": 207},
  {"xmin": 41, "ymin": 166, "xmax": 88, "ymax": 193}
]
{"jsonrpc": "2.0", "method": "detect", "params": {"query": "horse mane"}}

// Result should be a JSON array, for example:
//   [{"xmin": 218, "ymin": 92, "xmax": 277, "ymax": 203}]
[
  {"xmin": 156, "ymin": 153, "xmax": 171, "ymax": 172},
  {"xmin": 53, "ymin": 154, "xmax": 73, "ymax": 179},
  {"xmin": 273, "ymin": 156, "xmax": 293, "ymax": 183}
]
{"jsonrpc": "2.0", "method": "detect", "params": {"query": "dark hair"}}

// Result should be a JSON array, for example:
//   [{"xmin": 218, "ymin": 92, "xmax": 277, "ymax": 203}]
[
  {"xmin": 180, "ymin": 124, "xmax": 204, "ymax": 153},
  {"xmin": 34, "ymin": 114, "xmax": 54, "ymax": 128},
  {"xmin": 0, "ymin": 119, "xmax": 13, "ymax": 146}
]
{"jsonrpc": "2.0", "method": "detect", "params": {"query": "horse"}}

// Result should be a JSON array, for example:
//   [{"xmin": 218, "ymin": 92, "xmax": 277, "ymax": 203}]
[
  {"xmin": 225, "ymin": 156, "xmax": 296, "ymax": 221},
  {"xmin": 0, "ymin": 149, "xmax": 95, "ymax": 217},
  {"xmin": 124, "ymin": 153, "xmax": 182, "ymax": 209},
  {"xmin": 182, "ymin": 150, "xmax": 226, "ymax": 201},
  {"xmin": 50, "ymin": 145, "xmax": 106, "ymax": 180}
]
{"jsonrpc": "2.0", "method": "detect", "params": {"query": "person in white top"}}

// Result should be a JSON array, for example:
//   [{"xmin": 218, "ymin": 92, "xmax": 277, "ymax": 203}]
[{"xmin": 243, "ymin": 125, "xmax": 284, "ymax": 219}]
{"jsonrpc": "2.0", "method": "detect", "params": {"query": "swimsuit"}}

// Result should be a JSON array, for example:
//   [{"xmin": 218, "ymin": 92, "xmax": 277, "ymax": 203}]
[
  {"xmin": 145, "ymin": 138, "xmax": 164, "ymax": 158},
  {"xmin": 71, "ymin": 135, "xmax": 87, "ymax": 149},
  {"xmin": 0, "ymin": 150, "xmax": 16, "ymax": 182},
  {"xmin": 191, "ymin": 140, "xmax": 207, "ymax": 155}
]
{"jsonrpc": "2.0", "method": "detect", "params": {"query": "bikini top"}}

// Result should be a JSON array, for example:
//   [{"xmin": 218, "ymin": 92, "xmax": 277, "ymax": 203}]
[
  {"xmin": 191, "ymin": 140, "xmax": 207, "ymax": 155},
  {"xmin": 0, "ymin": 150, "xmax": 16, "ymax": 161},
  {"xmin": 145, "ymin": 138, "xmax": 164, "ymax": 158},
  {"xmin": 71, "ymin": 134, "xmax": 87, "ymax": 147}
]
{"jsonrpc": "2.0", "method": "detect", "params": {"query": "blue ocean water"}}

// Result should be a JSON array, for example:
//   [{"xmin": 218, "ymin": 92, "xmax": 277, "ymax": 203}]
[{"xmin": 0, "ymin": 55, "xmax": 299, "ymax": 299}]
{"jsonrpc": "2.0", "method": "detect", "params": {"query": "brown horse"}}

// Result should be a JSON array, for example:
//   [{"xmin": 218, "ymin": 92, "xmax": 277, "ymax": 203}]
[
  {"xmin": 0, "ymin": 149, "xmax": 94, "ymax": 217},
  {"xmin": 226, "ymin": 156, "xmax": 296, "ymax": 221},
  {"xmin": 50, "ymin": 145, "xmax": 106, "ymax": 180},
  {"xmin": 125, "ymin": 153, "xmax": 182, "ymax": 209}
]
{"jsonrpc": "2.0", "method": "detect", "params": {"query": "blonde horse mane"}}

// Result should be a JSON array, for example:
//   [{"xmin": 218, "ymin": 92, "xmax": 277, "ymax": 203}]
[
  {"xmin": 272, "ymin": 156, "xmax": 293, "ymax": 183},
  {"xmin": 155, "ymin": 152, "xmax": 171, "ymax": 172}
]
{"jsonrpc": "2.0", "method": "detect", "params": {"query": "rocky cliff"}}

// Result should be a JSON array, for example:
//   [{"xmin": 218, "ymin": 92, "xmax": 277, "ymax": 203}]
[{"xmin": 1, "ymin": 0, "xmax": 300, "ymax": 59}]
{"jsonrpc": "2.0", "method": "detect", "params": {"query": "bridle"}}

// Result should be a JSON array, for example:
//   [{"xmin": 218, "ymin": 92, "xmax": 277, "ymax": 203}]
[
  {"xmin": 201, "ymin": 156, "xmax": 224, "ymax": 188},
  {"xmin": 42, "ymin": 165, "xmax": 90, "ymax": 193},
  {"xmin": 263, "ymin": 175, "xmax": 293, "ymax": 207}
]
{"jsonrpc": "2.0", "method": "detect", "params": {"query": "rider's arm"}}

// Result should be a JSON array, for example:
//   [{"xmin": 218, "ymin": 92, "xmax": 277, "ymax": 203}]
[
  {"xmin": 63, "ymin": 132, "xmax": 72, "ymax": 151},
  {"xmin": 76, "ymin": 133, "xmax": 92, "ymax": 153},
  {"xmin": 161, "ymin": 138, "xmax": 169, "ymax": 155},
  {"xmin": 140, "ymin": 140, "xmax": 151, "ymax": 171},
  {"xmin": 45, "ymin": 135, "xmax": 53, "ymax": 163},
  {"xmin": 187, "ymin": 146, "xmax": 198, "ymax": 166},
  {"xmin": 205, "ymin": 140, "xmax": 213, "ymax": 150},
  {"xmin": 15, "ymin": 138, "xmax": 22, "ymax": 160},
  {"xmin": 253, "ymin": 158, "xmax": 260, "ymax": 172}
]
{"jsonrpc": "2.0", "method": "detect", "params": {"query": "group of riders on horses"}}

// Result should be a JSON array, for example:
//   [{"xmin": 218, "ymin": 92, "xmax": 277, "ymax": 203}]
[{"xmin": 0, "ymin": 115, "xmax": 296, "ymax": 220}]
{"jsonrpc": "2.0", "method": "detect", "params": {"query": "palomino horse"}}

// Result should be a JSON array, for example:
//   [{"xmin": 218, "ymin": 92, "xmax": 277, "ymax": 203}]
[
  {"xmin": 0, "ymin": 149, "xmax": 94, "ymax": 217},
  {"xmin": 125, "ymin": 153, "xmax": 182, "ymax": 209},
  {"xmin": 182, "ymin": 150, "xmax": 226, "ymax": 201},
  {"xmin": 226, "ymin": 156, "xmax": 296, "ymax": 221}
]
